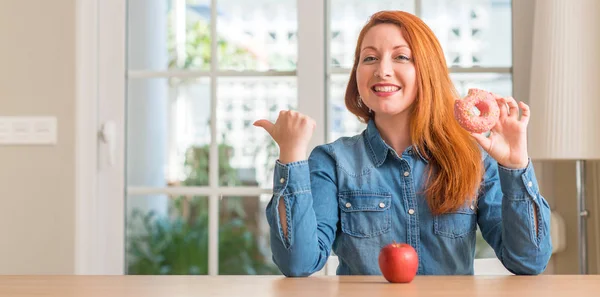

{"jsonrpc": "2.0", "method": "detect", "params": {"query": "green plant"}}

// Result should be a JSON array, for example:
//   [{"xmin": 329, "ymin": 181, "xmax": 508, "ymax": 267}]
[
  {"xmin": 126, "ymin": 143, "xmax": 280, "ymax": 275},
  {"xmin": 127, "ymin": 206, "xmax": 209, "ymax": 275},
  {"xmin": 127, "ymin": 198, "xmax": 279, "ymax": 275},
  {"xmin": 180, "ymin": 143, "xmax": 241, "ymax": 187}
]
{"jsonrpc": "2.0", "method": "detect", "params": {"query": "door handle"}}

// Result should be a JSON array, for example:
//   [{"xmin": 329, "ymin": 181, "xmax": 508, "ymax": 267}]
[{"xmin": 99, "ymin": 121, "xmax": 116, "ymax": 167}]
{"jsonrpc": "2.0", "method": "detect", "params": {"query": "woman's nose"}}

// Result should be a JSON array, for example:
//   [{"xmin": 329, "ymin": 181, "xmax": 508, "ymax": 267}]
[{"xmin": 375, "ymin": 59, "xmax": 393, "ymax": 78}]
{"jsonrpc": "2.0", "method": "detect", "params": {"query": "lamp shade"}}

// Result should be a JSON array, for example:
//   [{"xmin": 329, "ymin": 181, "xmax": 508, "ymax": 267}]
[{"xmin": 528, "ymin": 0, "xmax": 600, "ymax": 160}]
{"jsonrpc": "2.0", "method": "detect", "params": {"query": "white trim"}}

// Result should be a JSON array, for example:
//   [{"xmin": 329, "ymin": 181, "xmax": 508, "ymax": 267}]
[
  {"xmin": 298, "ymin": 0, "xmax": 327, "ymax": 151},
  {"xmin": 324, "ymin": 0, "xmax": 332, "ymax": 138},
  {"xmin": 208, "ymin": 0, "xmax": 219, "ymax": 276},
  {"xmin": 128, "ymin": 70, "xmax": 297, "ymax": 78},
  {"xmin": 75, "ymin": 0, "xmax": 100, "ymax": 275},
  {"xmin": 95, "ymin": 0, "xmax": 126, "ymax": 275},
  {"xmin": 448, "ymin": 67, "xmax": 512, "ymax": 73},
  {"xmin": 75, "ymin": 0, "xmax": 126, "ymax": 276},
  {"xmin": 329, "ymin": 67, "xmax": 512, "ymax": 75},
  {"xmin": 414, "ymin": 0, "xmax": 422, "ymax": 18},
  {"xmin": 174, "ymin": 0, "xmax": 186, "ymax": 66},
  {"xmin": 127, "ymin": 186, "xmax": 273, "ymax": 196}
]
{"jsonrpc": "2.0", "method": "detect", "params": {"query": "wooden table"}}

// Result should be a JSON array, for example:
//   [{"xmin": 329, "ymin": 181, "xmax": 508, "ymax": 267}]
[{"xmin": 0, "ymin": 275, "xmax": 599, "ymax": 296}]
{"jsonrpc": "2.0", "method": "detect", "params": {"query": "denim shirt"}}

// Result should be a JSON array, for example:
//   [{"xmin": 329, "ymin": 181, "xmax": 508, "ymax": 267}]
[{"xmin": 266, "ymin": 120, "xmax": 552, "ymax": 276}]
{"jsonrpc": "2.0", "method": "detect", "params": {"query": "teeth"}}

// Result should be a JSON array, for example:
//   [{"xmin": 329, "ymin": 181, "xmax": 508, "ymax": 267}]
[{"xmin": 373, "ymin": 86, "xmax": 400, "ymax": 92}]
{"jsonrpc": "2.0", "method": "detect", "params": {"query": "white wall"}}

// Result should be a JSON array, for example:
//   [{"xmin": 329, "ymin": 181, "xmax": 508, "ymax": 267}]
[{"xmin": 0, "ymin": 0, "xmax": 76, "ymax": 274}]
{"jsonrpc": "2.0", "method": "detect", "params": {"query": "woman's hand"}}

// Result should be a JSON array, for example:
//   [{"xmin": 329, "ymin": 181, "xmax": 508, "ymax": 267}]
[
  {"xmin": 470, "ymin": 96, "xmax": 530, "ymax": 169},
  {"xmin": 254, "ymin": 110, "xmax": 316, "ymax": 164}
]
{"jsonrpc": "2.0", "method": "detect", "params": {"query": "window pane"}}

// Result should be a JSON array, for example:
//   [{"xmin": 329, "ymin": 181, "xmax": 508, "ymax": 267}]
[
  {"xmin": 217, "ymin": 77, "xmax": 297, "ymax": 187},
  {"xmin": 328, "ymin": 73, "xmax": 367, "ymax": 141},
  {"xmin": 126, "ymin": 195, "xmax": 209, "ymax": 275},
  {"xmin": 450, "ymin": 72, "xmax": 512, "ymax": 98},
  {"xmin": 421, "ymin": 0, "xmax": 512, "ymax": 67},
  {"xmin": 329, "ymin": 0, "xmax": 415, "ymax": 70},
  {"xmin": 217, "ymin": 0, "xmax": 297, "ymax": 71},
  {"xmin": 127, "ymin": 78, "xmax": 211, "ymax": 187},
  {"xmin": 128, "ymin": 0, "xmax": 212, "ymax": 71},
  {"xmin": 218, "ymin": 195, "xmax": 280, "ymax": 275}
]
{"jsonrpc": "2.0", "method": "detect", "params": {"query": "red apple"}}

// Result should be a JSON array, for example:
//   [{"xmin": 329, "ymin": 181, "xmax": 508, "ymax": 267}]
[{"xmin": 378, "ymin": 242, "xmax": 418, "ymax": 283}]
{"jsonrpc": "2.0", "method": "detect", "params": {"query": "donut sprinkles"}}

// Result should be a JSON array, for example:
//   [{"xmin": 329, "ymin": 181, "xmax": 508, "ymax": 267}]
[{"xmin": 454, "ymin": 88, "xmax": 500, "ymax": 133}]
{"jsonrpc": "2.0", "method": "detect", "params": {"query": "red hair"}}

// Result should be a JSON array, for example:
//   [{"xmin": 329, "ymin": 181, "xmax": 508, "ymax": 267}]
[{"xmin": 345, "ymin": 11, "xmax": 483, "ymax": 215}]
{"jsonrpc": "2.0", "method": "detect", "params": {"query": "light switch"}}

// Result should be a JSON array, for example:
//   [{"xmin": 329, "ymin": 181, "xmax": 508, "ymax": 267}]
[
  {"xmin": 0, "ymin": 116, "xmax": 57, "ymax": 145},
  {"xmin": 0, "ymin": 120, "xmax": 10, "ymax": 142}
]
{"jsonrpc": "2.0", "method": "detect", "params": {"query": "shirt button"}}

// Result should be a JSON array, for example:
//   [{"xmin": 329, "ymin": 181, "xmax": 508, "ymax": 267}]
[
  {"xmin": 345, "ymin": 202, "xmax": 352, "ymax": 208},
  {"xmin": 408, "ymin": 209, "xmax": 415, "ymax": 215},
  {"xmin": 470, "ymin": 205, "xmax": 475, "ymax": 210},
  {"xmin": 527, "ymin": 181, "xmax": 533, "ymax": 187},
  {"xmin": 403, "ymin": 171, "xmax": 410, "ymax": 177},
  {"xmin": 379, "ymin": 202, "xmax": 386, "ymax": 208},
  {"xmin": 279, "ymin": 178, "xmax": 285, "ymax": 184}
]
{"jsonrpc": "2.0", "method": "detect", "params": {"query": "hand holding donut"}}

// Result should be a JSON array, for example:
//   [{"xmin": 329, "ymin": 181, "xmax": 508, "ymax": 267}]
[
  {"xmin": 254, "ymin": 110, "xmax": 316, "ymax": 164},
  {"xmin": 454, "ymin": 89, "xmax": 530, "ymax": 169}
]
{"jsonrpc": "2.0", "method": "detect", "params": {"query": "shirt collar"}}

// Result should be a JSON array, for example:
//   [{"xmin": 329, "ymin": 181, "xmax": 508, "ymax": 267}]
[{"xmin": 364, "ymin": 119, "xmax": 429, "ymax": 166}]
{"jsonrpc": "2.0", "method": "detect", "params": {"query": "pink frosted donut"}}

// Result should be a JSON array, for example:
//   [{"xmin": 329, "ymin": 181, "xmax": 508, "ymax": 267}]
[{"xmin": 454, "ymin": 88, "xmax": 500, "ymax": 133}]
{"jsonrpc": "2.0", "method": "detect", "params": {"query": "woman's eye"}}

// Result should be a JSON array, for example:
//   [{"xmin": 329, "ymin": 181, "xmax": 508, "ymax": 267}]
[
  {"xmin": 396, "ymin": 55, "xmax": 411, "ymax": 61},
  {"xmin": 362, "ymin": 56, "xmax": 376, "ymax": 62}
]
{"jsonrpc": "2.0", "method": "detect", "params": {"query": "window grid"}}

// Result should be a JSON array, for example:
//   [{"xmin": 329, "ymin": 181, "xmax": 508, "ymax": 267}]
[
  {"xmin": 126, "ymin": 0, "xmax": 305, "ymax": 276},
  {"xmin": 128, "ymin": 70, "xmax": 297, "ymax": 78}
]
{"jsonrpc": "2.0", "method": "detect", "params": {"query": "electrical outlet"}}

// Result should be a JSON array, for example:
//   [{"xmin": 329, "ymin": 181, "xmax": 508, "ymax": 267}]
[{"xmin": 0, "ymin": 116, "xmax": 57, "ymax": 145}]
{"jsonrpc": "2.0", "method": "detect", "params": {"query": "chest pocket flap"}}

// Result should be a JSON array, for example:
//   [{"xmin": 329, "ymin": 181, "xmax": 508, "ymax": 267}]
[
  {"xmin": 434, "ymin": 203, "xmax": 477, "ymax": 238},
  {"xmin": 339, "ymin": 191, "xmax": 391, "ymax": 238}
]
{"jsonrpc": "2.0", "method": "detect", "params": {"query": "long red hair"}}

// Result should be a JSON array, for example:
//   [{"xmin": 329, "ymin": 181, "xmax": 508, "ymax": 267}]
[{"xmin": 345, "ymin": 11, "xmax": 483, "ymax": 215}]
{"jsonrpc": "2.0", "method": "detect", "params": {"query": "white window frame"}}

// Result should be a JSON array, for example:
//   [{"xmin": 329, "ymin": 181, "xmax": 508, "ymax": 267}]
[
  {"xmin": 76, "ymin": 0, "xmax": 326, "ymax": 275},
  {"xmin": 75, "ymin": 0, "xmax": 126, "ymax": 275},
  {"xmin": 75, "ymin": 0, "xmax": 514, "ymax": 275}
]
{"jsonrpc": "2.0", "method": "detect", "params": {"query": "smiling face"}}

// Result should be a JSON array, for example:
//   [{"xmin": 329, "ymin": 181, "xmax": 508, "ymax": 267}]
[{"xmin": 356, "ymin": 23, "xmax": 417, "ymax": 119}]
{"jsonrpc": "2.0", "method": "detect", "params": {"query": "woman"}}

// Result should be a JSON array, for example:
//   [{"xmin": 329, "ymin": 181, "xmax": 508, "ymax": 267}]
[{"xmin": 254, "ymin": 10, "xmax": 552, "ymax": 276}]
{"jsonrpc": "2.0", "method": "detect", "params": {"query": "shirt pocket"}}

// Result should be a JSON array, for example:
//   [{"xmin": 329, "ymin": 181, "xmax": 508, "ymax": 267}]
[
  {"xmin": 338, "ymin": 191, "xmax": 392, "ymax": 238},
  {"xmin": 434, "ymin": 204, "xmax": 477, "ymax": 239}
]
